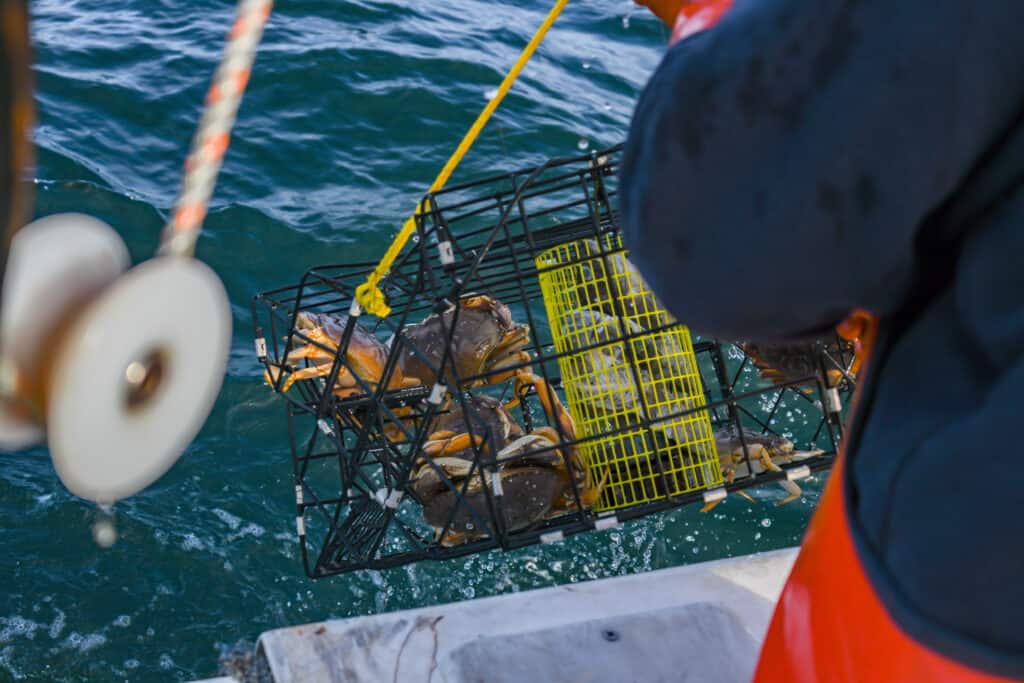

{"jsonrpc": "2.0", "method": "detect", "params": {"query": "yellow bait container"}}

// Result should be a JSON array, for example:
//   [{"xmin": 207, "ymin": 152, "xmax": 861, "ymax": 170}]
[{"xmin": 537, "ymin": 234, "xmax": 722, "ymax": 512}]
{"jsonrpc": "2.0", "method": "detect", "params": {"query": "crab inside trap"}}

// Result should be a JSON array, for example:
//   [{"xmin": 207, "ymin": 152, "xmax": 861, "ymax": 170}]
[{"xmin": 253, "ymin": 146, "xmax": 854, "ymax": 577}]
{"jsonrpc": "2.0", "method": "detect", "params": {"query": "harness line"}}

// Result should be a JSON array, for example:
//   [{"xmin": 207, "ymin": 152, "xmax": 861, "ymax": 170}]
[{"xmin": 353, "ymin": 0, "xmax": 569, "ymax": 318}]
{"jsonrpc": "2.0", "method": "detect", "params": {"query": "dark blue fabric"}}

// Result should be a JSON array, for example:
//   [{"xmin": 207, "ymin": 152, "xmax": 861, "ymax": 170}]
[{"xmin": 621, "ymin": 0, "xmax": 1024, "ymax": 675}]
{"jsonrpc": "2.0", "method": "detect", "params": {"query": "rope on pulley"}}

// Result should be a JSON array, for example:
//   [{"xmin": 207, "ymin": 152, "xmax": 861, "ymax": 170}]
[
  {"xmin": 159, "ymin": 0, "xmax": 274, "ymax": 258},
  {"xmin": 353, "ymin": 0, "xmax": 570, "ymax": 318}
]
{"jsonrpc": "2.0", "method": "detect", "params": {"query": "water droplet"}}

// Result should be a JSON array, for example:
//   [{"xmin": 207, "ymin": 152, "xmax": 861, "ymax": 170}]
[
  {"xmin": 603, "ymin": 103, "xmax": 612, "ymax": 112},
  {"xmin": 622, "ymin": 16, "xmax": 631, "ymax": 29},
  {"xmin": 582, "ymin": 62, "xmax": 592, "ymax": 70},
  {"xmin": 92, "ymin": 519, "xmax": 117, "ymax": 548},
  {"xmin": 760, "ymin": 518, "xmax": 772, "ymax": 528},
  {"xmin": 754, "ymin": 532, "xmax": 762, "ymax": 540},
  {"xmin": 484, "ymin": 88, "xmax": 499, "ymax": 100},
  {"xmin": 577, "ymin": 139, "xmax": 590, "ymax": 151}
]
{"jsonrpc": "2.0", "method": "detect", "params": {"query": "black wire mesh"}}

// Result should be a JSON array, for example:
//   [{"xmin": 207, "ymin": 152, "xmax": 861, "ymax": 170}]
[{"xmin": 252, "ymin": 146, "xmax": 855, "ymax": 578}]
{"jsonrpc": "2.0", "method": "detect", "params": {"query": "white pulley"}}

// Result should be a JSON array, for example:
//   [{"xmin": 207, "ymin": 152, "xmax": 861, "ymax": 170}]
[
  {"xmin": 0, "ymin": 213, "xmax": 130, "ymax": 450},
  {"xmin": 46, "ymin": 257, "xmax": 231, "ymax": 503}
]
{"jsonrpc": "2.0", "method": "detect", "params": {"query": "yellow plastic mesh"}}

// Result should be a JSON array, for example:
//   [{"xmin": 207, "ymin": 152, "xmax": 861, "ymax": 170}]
[{"xmin": 536, "ymin": 235, "xmax": 722, "ymax": 512}]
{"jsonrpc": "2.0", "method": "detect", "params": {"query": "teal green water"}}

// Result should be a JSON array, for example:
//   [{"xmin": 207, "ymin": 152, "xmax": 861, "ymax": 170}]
[{"xmin": 1, "ymin": 2, "xmax": 828, "ymax": 680}]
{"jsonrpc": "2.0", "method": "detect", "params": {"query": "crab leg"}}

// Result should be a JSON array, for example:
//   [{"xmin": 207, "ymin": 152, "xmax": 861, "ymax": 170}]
[
  {"xmin": 483, "ymin": 350, "xmax": 533, "ymax": 385},
  {"xmin": 753, "ymin": 449, "xmax": 804, "ymax": 506},
  {"xmin": 423, "ymin": 432, "xmax": 480, "ymax": 457},
  {"xmin": 285, "ymin": 343, "xmax": 335, "ymax": 364}
]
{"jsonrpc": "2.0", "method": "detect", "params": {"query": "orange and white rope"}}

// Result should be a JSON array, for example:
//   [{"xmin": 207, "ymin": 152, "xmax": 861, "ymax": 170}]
[{"xmin": 159, "ymin": 0, "xmax": 273, "ymax": 257}]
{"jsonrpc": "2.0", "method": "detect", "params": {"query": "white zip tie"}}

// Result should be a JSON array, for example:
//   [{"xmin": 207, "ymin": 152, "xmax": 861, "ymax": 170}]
[
  {"xmin": 594, "ymin": 515, "xmax": 620, "ymax": 531},
  {"xmin": 540, "ymin": 530, "xmax": 565, "ymax": 545},
  {"xmin": 295, "ymin": 484, "xmax": 304, "ymax": 505},
  {"xmin": 349, "ymin": 297, "xmax": 362, "ymax": 318},
  {"xmin": 786, "ymin": 465, "xmax": 811, "ymax": 481},
  {"xmin": 491, "ymin": 473, "xmax": 504, "ymax": 497},
  {"xmin": 317, "ymin": 419, "xmax": 334, "ymax": 436},
  {"xmin": 254, "ymin": 337, "xmax": 267, "ymax": 359},
  {"xmin": 702, "ymin": 487, "xmax": 727, "ymax": 504},
  {"xmin": 437, "ymin": 240, "xmax": 454, "ymax": 266},
  {"xmin": 428, "ymin": 383, "xmax": 447, "ymax": 406},
  {"xmin": 373, "ymin": 488, "xmax": 403, "ymax": 509},
  {"xmin": 296, "ymin": 516, "xmax": 306, "ymax": 537},
  {"xmin": 825, "ymin": 387, "xmax": 842, "ymax": 414}
]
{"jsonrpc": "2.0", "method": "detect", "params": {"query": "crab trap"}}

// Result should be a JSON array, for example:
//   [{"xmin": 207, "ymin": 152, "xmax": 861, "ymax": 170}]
[{"xmin": 253, "ymin": 146, "xmax": 859, "ymax": 578}]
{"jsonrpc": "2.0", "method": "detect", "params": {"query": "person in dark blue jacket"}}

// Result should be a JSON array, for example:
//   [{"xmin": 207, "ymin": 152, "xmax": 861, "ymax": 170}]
[{"xmin": 623, "ymin": 0, "xmax": 1024, "ymax": 678}]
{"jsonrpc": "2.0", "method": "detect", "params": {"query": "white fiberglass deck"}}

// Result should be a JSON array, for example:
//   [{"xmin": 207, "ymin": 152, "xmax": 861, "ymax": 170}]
[{"xmin": 195, "ymin": 547, "xmax": 797, "ymax": 683}]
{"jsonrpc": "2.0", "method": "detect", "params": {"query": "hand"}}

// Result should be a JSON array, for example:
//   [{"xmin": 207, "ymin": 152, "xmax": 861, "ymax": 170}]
[{"xmin": 633, "ymin": 0, "xmax": 687, "ymax": 26}]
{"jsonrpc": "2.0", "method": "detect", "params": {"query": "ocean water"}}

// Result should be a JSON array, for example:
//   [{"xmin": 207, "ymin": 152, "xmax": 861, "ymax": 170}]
[{"xmin": 0, "ymin": 1, "xmax": 828, "ymax": 680}]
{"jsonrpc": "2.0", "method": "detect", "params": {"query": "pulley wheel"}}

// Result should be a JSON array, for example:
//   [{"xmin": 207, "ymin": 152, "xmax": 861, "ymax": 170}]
[
  {"xmin": 46, "ymin": 257, "xmax": 231, "ymax": 503},
  {"xmin": 0, "ymin": 213, "xmax": 129, "ymax": 450}
]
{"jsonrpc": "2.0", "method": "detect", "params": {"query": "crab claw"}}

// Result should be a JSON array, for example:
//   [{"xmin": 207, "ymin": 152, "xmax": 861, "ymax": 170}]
[
  {"xmin": 264, "ymin": 363, "xmax": 298, "ymax": 393},
  {"xmin": 513, "ymin": 371, "xmax": 575, "ymax": 441}
]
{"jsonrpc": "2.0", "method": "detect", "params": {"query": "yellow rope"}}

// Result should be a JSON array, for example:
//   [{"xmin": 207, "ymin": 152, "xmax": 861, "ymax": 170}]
[{"xmin": 354, "ymin": 0, "xmax": 569, "ymax": 317}]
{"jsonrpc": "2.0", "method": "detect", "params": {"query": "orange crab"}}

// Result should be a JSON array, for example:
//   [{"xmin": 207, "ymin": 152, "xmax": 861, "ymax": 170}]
[{"xmin": 264, "ymin": 311, "xmax": 418, "ymax": 398}]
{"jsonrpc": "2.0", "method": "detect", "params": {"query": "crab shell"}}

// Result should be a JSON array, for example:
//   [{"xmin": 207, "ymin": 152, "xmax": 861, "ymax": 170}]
[
  {"xmin": 414, "ymin": 433, "xmax": 580, "ymax": 545},
  {"xmin": 266, "ymin": 311, "xmax": 414, "ymax": 396},
  {"xmin": 714, "ymin": 425, "xmax": 795, "ymax": 461},
  {"xmin": 411, "ymin": 392, "xmax": 587, "ymax": 545},
  {"xmin": 425, "ymin": 395, "xmax": 523, "ymax": 452},
  {"xmin": 396, "ymin": 295, "xmax": 531, "ymax": 388},
  {"xmin": 411, "ymin": 395, "xmax": 524, "ymax": 503}
]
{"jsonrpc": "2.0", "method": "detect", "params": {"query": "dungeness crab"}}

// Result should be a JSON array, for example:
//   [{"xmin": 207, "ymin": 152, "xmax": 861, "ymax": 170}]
[
  {"xmin": 264, "ymin": 311, "xmax": 417, "ymax": 398},
  {"xmin": 707, "ymin": 425, "xmax": 824, "ymax": 509},
  {"xmin": 410, "ymin": 372, "xmax": 599, "ymax": 546},
  {"xmin": 397, "ymin": 295, "xmax": 531, "ymax": 389}
]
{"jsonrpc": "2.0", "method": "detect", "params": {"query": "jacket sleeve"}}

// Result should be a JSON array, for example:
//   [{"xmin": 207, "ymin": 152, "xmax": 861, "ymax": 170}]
[{"xmin": 621, "ymin": 0, "xmax": 1024, "ymax": 340}]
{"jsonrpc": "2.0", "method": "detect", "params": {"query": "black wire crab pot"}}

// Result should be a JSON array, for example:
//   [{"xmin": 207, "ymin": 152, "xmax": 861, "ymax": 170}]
[{"xmin": 252, "ymin": 145, "xmax": 856, "ymax": 578}]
